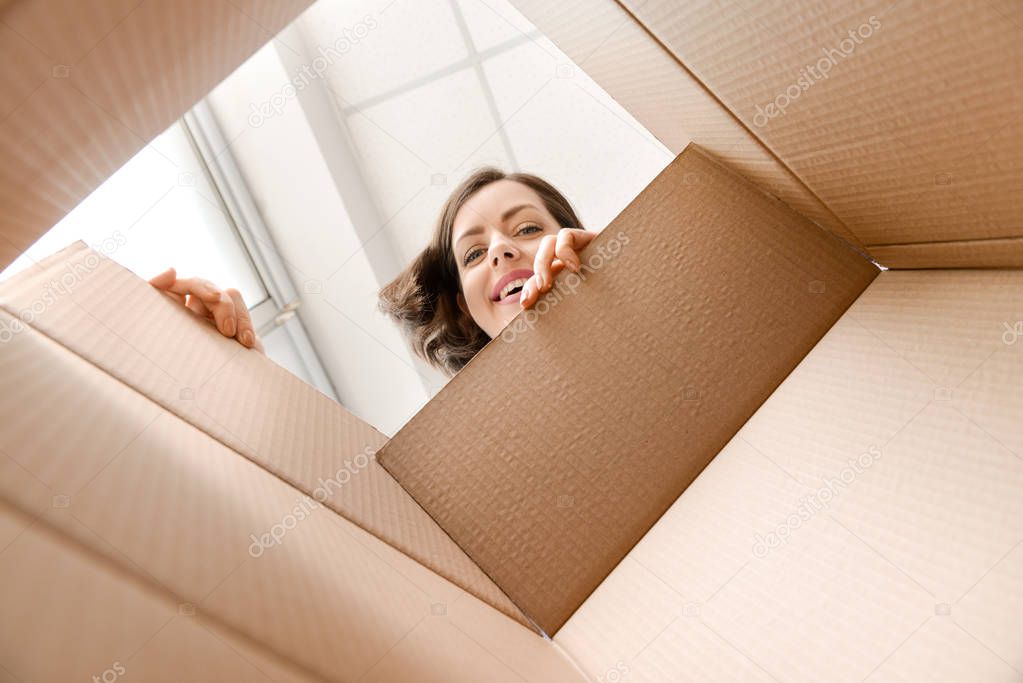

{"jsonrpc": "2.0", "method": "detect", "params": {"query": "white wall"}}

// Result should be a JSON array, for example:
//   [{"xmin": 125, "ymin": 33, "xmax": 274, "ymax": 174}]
[
  {"xmin": 206, "ymin": 40, "xmax": 441, "ymax": 437},
  {"xmin": 205, "ymin": 0, "xmax": 672, "ymax": 435}
]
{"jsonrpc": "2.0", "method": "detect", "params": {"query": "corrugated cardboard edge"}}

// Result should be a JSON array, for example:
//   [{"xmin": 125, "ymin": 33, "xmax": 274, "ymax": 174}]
[
  {"xmin": 378, "ymin": 144, "xmax": 880, "ymax": 634},
  {"xmin": 868, "ymin": 237, "xmax": 1023, "ymax": 269},
  {"xmin": 553, "ymin": 267, "xmax": 1023, "ymax": 680},
  {"xmin": 511, "ymin": 0, "xmax": 1022, "ymax": 269},
  {"xmin": 508, "ymin": 0, "xmax": 868, "ymax": 255},
  {"xmin": 0, "ymin": 241, "xmax": 532, "ymax": 629},
  {"xmin": 0, "ymin": 316, "xmax": 585, "ymax": 681},
  {"xmin": 608, "ymin": 0, "xmax": 1023, "ymax": 267},
  {"xmin": 0, "ymin": 0, "xmax": 315, "ymax": 271}
]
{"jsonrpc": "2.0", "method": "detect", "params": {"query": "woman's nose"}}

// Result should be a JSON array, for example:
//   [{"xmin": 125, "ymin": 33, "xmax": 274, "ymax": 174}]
[{"xmin": 488, "ymin": 239, "xmax": 520, "ymax": 267}]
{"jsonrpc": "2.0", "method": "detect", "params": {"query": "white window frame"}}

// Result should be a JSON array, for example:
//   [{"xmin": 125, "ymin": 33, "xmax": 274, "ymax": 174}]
[{"xmin": 181, "ymin": 101, "xmax": 339, "ymax": 400}]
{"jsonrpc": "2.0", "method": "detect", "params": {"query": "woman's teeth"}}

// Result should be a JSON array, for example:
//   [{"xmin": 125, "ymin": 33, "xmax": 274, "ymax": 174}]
[{"xmin": 499, "ymin": 278, "xmax": 527, "ymax": 301}]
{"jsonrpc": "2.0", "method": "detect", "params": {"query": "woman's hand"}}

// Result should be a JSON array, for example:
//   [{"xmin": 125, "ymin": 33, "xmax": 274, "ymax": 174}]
[
  {"xmin": 148, "ymin": 268, "xmax": 264, "ymax": 353},
  {"xmin": 519, "ymin": 228, "xmax": 595, "ymax": 309}
]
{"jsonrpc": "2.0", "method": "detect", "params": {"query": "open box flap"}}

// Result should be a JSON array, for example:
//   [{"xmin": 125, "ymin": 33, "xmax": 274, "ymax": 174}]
[
  {"xmin": 555, "ymin": 267, "xmax": 1023, "ymax": 680},
  {"xmin": 0, "ymin": 307, "xmax": 583, "ymax": 681},
  {"xmin": 378, "ymin": 144, "xmax": 880, "ymax": 634},
  {"xmin": 511, "ymin": 0, "xmax": 1023, "ymax": 269},
  {"xmin": 507, "ymin": 0, "xmax": 866, "ymax": 252},
  {"xmin": 0, "ymin": 241, "xmax": 530, "ymax": 628},
  {"xmin": 0, "ymin": 0, "xmax": 316, "ymax": 271}
]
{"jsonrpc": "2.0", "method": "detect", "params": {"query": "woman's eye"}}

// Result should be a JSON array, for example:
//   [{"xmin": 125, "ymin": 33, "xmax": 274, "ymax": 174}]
[
  {"xmin": 463, "ymin": 225, "xmax": 541, "ymax": 265},
  {"xmin": 463, "ymin": 247, "xmax": 484, "ymax": 266}
]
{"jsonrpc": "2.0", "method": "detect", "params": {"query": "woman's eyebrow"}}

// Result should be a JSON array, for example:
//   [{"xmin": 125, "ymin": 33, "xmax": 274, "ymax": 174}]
[
  {"xmin": 454, "ymin": 204, "xmax": 540, "ymax": 246},
  {"xmin": 499, "ymin": 203, "xmax": 538, "ymax": 224}
]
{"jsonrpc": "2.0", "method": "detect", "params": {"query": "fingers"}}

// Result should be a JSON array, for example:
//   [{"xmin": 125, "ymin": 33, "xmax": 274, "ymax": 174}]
[
  {"xmin": 521, "ymin": 228, "xmax": 593, "ymax": 309},
  {"xmin": 523, "ymin": 234, "xmax": 563, "ymax": 308},
  {"xmin": 166, "ymin": 276, "xmax": 223, "ymax": 304},
  {"xmin": 190, "ymin": 287, "xmax": 261, "ymax": 351},
  {"xmin": 148, "ymin": 267, "xmax": 177, "ymax": 289},
  {"xmin": 520, "ymin": 280, "xmax": 537, "ymax": 308},
  {"xmin": 207, "ymin": 289, "xmax": 237, "ymax": 338},
  {"xmin": 532, "ymin": 235, "xmax": 558, "ymax": 292},
  {"xmin": 555, "ymin": 229, "xmax": 593, "ymax": 273},
  {"xmin": 149, "ymin": 268, "xmax": 186, "ymax": 305},
  {"xmin": 226, "ymin": 288, "xmax": 259, "ymax": 350},
  {"xmin": 185, "ymin": 294, "xmax": 212, "ymax": 319},
  {"xmin": 520, "ymin": 260, "xmax": 565, "ymax": 309},
  {"xmin": 149, "ymin": 268, "xmax": 260, "ymax": 351}
]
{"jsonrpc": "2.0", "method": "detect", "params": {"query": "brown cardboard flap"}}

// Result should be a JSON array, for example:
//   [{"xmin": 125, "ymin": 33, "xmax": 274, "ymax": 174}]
[
  {"xmin": 0, "ymin": 0, "xmax": 314, "ymax": 271},
  {"xmin": 378, "ymin": 145, "xmax": 879, "ymax": 634},
  {"xmin": 509, "ymin": 0, "xmax": 865, "ymax": 251},
  {"xmin": 555, "ymin": 268, "xmax": 1023, "ymax": 680},
  {"xmin": 610, "ymin": 0, "xmax": 1022, "ymax": 266},
  {"xmin": 0, "ymin": 242, "xmax": 528, "ymax": 627},
  {"xmin": 0, "ymin": 318, "xmax": 582, "ymax": 681},
  {"xmin": 0, "ymin": 501, "xmax": 321, "ymax": 683}
]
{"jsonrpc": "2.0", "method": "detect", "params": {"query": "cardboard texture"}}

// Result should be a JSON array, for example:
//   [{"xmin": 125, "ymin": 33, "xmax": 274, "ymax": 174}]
[
  {"xmin": 377, "ymin": 146, "xmax": 879, "ymax": 634},
  {"xmin": 0, "ymin": 241, "xmax": 527, "ymax": 628},
  {"xmin": 511, "ymin": 0, "xmax": 1023, "ymax": 268},
  {"xmin": 507, "ymin": 0, "xmax": 865, "ymax": 251},
  {"xmin": 0, "ymin": 0, "xmax": 316, "ymax": 271},
  {"xmin": 869, "ymin": 237, "xmax": 1023, "ymax": 270},
  {"xmin": 2, "ymin": 0, "xmax": 1021, "ymax": 679},
  {"xmin": 0, "ymin": 250, "xmax": 585, "ymax": 682},
  {"xmin": 556, "ymin": 268, "xmax": 1023, "ymax": 681}
]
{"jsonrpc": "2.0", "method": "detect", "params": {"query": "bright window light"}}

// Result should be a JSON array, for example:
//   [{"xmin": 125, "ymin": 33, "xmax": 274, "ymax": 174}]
[{"xmin": 0, "ymin": 122, "xmax": 267, "ymax": 309}]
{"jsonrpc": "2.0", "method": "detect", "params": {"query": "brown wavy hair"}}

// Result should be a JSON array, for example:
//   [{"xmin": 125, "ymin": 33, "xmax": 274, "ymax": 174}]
[{"xmin": 378, "ymin": 167, "xmax": 583, "ymax": 376}]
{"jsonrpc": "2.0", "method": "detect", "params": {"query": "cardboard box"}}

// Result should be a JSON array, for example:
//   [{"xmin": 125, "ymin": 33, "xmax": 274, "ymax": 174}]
[
  {"xmin": 1, "ymin": 0, "xmax": 1021, "ymax": 681},
  {"xmin": 377, "ymin": 145, "xmax": 878, "ymax": 633},
  {"xmin": 510, "ymin": 0, "xmax": 1023, "ymax": 269},
  {"xmin": 0, "ymin": 241, "xmax": 579, "ymax": 681}
]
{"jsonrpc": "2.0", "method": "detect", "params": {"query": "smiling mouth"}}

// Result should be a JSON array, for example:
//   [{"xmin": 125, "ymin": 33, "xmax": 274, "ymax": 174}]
[
  {"xmin": 491, "ymin": 268, "xmax": 535, "ymax": 304},
  {"xmin": 497, "ymin": 278, "xmax": 527, "ymax": 302}
]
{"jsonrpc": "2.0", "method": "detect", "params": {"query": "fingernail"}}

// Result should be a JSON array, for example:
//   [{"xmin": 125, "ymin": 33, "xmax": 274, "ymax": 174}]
[
  {"xmin": 225, "ymin": 318, "xmax": 236, "ymax": 336},
  {"xmin": 240, "ymin": 330, "xmax": 254, "ymax": 346}
]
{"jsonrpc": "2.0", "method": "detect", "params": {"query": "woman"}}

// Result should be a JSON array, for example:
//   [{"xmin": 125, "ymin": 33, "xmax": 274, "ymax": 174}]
[{"xmin": 150, "ymin": 167, "xmax": 594, "ymax": 375}]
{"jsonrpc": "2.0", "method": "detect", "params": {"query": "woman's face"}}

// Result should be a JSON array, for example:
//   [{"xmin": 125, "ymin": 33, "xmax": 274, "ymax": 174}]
[{"xmin": 451, "ymin": 179, "xmax": 562, "ymax": 338}]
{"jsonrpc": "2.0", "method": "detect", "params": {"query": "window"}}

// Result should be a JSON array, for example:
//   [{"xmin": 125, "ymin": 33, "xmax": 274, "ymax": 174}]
[{"xmin": 1, "ymin": 118, "xmax": 337, "ymax": 399}]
